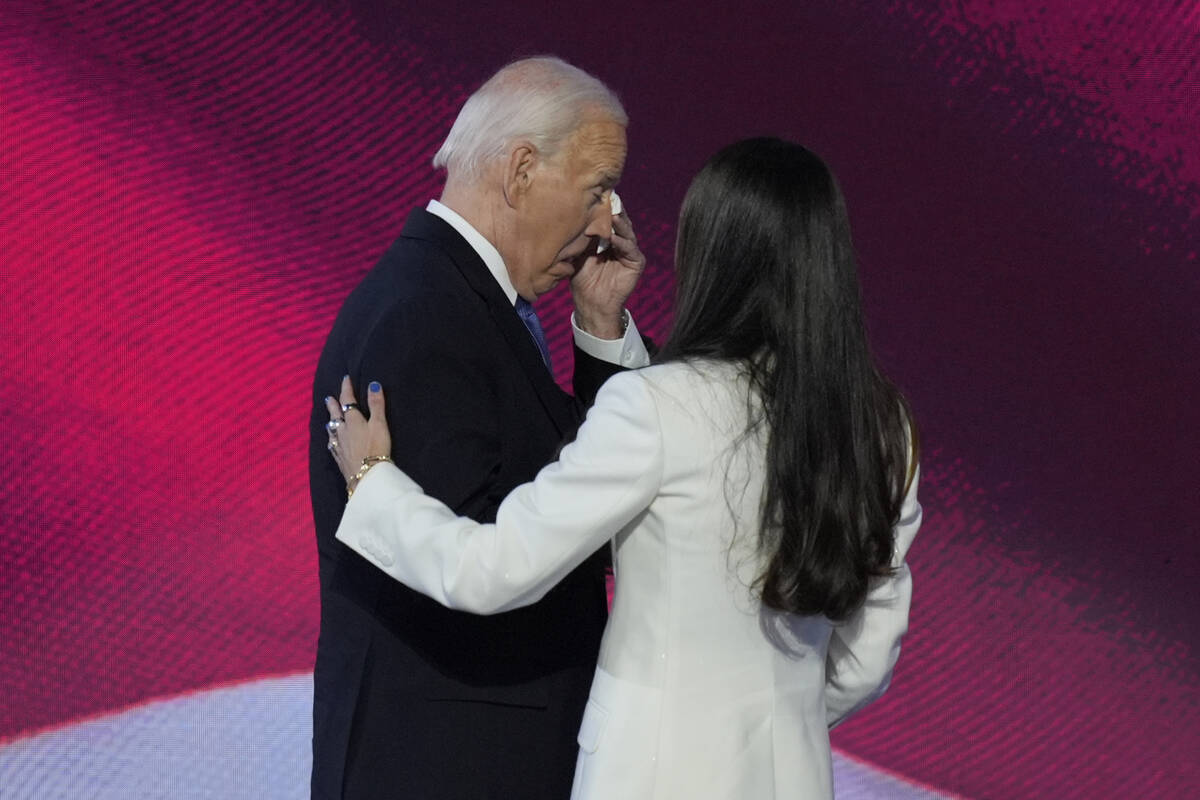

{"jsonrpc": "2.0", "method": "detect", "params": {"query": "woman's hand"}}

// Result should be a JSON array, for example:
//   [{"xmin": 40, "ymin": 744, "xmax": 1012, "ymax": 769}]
[{"xmin": 324, "ymin": 376, "xmax": 392, "ymax": 492}]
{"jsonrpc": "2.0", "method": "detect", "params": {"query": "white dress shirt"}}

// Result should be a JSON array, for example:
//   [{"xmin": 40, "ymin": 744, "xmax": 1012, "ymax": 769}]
[{"xmin": 427, "ymin": 200, "xmax": 649, "ymax": 369}]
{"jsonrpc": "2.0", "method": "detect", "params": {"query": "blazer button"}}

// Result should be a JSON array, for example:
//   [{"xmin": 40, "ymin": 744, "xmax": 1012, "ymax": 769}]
[{"xmin": 365, "ymin": 538, "xmax": 395, "ymax": 567}]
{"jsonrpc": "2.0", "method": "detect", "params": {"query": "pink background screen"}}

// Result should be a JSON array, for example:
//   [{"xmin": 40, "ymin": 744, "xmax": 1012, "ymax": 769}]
[{"xmin": 2, "ymin": 1, "xmax": 1197, "ymax": 797}]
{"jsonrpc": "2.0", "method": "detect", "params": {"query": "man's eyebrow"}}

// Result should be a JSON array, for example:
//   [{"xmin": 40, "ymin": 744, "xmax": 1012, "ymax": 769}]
[{"xmin": 596, "ymin": 171, "xmax": 620, "ymax": 188}]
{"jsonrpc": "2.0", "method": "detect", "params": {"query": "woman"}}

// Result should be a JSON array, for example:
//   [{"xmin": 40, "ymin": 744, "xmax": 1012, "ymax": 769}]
[{"xmin": 324, "ymin": 138, "xmax": 921, "ymax": 799}]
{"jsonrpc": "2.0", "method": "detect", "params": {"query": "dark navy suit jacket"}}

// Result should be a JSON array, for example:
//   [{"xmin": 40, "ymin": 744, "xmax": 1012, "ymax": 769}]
[{"xmin": 309, "ymin": 208, "xmax": 621, "ymax": 799}]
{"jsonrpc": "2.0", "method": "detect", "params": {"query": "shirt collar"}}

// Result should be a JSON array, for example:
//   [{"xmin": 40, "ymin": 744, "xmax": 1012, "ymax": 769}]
[{"xmin": 426, "ymin": 199, "xmax": 517, "ymax": 306}]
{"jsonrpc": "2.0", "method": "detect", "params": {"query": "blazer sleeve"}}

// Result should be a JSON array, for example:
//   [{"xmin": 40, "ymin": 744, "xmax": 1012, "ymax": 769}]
[
  {"xmin": 572, "ymin": 344, "xmax": 625, "ymax": 407},
  {"xmin": 825, "ymin": 462, "xmax": 923, "ymax": 728},
  {"xmin": 335, "ymin": 370, "xmax": 664, "ymax": 614}
]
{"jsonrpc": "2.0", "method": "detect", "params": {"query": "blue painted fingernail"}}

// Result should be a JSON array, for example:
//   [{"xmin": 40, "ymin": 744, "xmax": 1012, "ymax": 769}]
[
  {"xmin": 343, "ymin": 374, "xmax": 350, "ymax": 381},
  {"xmin": 369, "ymin": 381, "xmax": 381, "ymax": 393},
  {"xmin": 324, "ymin": 396, "xmax": 333, "ymax": 403}
]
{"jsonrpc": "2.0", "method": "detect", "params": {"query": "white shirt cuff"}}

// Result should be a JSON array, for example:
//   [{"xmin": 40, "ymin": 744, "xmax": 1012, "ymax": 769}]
[{"xmin": 571, "ymin": 311, "xmax": 651, "ymax": 368}]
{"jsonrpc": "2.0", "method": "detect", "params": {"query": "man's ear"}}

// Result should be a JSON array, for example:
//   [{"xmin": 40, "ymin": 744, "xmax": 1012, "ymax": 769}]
[{"xmin": 502, "ymin": 142, "xmax": 537, "ymax": 208}]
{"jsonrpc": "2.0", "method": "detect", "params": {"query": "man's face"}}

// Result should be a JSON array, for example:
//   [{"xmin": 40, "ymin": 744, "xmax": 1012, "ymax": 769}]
[{"xmin": 508, "ymin": 117, "xmax": 627, "ymax": 299}]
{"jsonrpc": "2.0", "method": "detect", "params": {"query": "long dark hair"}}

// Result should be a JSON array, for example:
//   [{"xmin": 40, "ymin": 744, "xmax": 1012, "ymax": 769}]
[{"xmin": 659, "ymin": 137, "xmax": 916, "ymax": 622}]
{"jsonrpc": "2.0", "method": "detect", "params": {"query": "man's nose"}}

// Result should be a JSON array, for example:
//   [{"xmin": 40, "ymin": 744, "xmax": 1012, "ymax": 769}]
[{"xmin": 584, "ymin": 201, "xmax": 614, "ymax": 239}]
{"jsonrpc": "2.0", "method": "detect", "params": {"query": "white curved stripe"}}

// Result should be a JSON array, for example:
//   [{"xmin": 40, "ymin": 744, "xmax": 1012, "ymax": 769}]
[
  {"xmin": 833, "ymin": 750, "xmax": 958, "ymax": 799},
  {"xmin": 0, "ymin": 674, "xmax": 312, "ymax": 800},
  {"xmin": 0, "ymin": 673, "xmax": 952, "ymax": 799}
]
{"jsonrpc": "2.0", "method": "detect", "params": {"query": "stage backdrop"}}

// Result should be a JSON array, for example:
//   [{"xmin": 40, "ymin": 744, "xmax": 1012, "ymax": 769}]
[{"xmin": 2, "ymin": 1, "xmax": 1197, "ymax": 798}]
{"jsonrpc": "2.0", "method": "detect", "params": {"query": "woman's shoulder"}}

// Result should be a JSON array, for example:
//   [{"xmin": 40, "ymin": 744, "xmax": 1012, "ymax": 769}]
[
  {"xmin": 599, "ymin": 360, "xmax": 705, "ymax": 391},
  {"xmin": 640, "ymin": 359, "xmax": 745, "ymax": 392},
  {"xmin": 603, "ymin": 360, "xmax": 748, "ymax": 418}
]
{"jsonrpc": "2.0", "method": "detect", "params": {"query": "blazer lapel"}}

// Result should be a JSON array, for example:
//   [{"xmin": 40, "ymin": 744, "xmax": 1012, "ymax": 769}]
[{"xmin": 401, "ymin": 209, "xmax": 575, "ymax": 437}]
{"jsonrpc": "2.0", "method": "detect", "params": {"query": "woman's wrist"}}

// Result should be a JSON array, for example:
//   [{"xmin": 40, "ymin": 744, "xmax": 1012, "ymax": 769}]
[{"xmin": 347, "ymin": 454, "xmax": 393, "ymax": 498}]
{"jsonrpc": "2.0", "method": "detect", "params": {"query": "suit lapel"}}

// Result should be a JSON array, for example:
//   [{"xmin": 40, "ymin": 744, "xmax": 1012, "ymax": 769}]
[{"xmin": 401, "ymin": 209, "xmax": 575, "ymax": 437}]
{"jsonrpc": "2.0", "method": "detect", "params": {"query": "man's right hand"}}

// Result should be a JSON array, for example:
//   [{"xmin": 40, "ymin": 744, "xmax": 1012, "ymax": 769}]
[{"xmin": 571, "ymin": 203, "xmax": 645, "ymax": 339}]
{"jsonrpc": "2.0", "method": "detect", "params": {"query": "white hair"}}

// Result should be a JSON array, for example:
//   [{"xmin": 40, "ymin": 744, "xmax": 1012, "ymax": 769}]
[{"xmin": 432, "ymin": 56, "xmax": 627, "ymax": 182}]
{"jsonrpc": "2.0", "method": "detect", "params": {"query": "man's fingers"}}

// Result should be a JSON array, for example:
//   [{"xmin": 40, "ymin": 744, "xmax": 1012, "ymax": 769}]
[
  {"xmin": 608, "ymin": 231, "xmax": 644, "ymax": 269},
  {"xmin": 611, "ymin": 210, "xmax": 635, "ymax": 242}
]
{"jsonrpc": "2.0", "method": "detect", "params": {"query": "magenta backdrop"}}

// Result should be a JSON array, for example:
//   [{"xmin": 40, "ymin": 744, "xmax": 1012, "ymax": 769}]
[{"xmin": 2, "ymin": 1, "xmax": 1197, "ymax": 798}]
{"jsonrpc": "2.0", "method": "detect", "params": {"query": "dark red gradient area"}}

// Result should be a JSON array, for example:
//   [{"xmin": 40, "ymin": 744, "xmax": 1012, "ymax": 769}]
[
  {"xmin": 1, "ymin": 0, "xmax": 447, "ymax": 733},
  {"xmin": 835, "ymin": 453, "xmax": 1198, "ymax": 797},
  {"xmin": 2, "ymin": 1, "xmax": 1197, "ymax": 798}
]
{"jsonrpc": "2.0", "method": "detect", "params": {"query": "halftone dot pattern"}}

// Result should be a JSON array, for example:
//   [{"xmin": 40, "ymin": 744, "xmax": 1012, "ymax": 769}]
[
  {"xmin": 0, "ymin": 674, "xmax": 312, "ymax": 799},
  {"xmin": 831, "ymin": 448, "xmax": 1199, "ymax": 797},
  {"xmin": 1, "ymin": 0, "xmax": 473, "ymax": 738},
  {"xmin": 883, "ymin": 0, "xmax": 1200, "ymax": 205},
  {"xmin": 2, "ymin": 1, "xmax": 1197, "ymax": 798},
  {"xmin": 0, "ymin": 673, "xmax": 951, "ymax": 800}
]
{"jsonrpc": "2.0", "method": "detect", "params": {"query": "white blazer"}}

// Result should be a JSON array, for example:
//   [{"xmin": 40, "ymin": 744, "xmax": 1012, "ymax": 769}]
[{"xmin": 337, "ymin": 361, "xmax": 922, "ymax": 799}]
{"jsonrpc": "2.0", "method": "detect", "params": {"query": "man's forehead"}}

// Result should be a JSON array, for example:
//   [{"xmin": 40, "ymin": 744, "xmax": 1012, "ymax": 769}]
[{"xmin": 571, "ymin": 118, "xmax": 626, "ymax": 180}]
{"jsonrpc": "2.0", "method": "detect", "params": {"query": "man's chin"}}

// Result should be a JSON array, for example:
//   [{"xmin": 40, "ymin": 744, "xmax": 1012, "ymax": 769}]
[
  {"xmin": 539, "ymin": 277, "xmax": 567, "ymax": 294},
  {"xmin": 548, "ymin": 264, "xmax": 578, "ymax": 282}
]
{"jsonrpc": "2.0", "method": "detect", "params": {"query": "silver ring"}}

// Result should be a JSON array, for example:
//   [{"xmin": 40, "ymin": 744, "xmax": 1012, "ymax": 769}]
[
  {"xmin": 341, "ymin": 402, "xmax": 359, "ymax": 414},
  {"xmin": 325, "ymin": 418, "xmax": 344, "ymax": 433},
  {"xmin": 327, "ymin": 439, "xmax": 338, "ymax": 450}
]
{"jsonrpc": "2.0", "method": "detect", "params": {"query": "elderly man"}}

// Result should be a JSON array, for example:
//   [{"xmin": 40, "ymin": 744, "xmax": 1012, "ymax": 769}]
[{"xmin": 308, "ymin": 57, "xmax": 649, "ymax": 800}]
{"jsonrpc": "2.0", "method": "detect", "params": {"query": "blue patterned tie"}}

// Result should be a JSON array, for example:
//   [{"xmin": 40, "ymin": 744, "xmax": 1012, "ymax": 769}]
[{"xmin": 515, "ymin": 297, "xmax": 552, "ymax": 372}]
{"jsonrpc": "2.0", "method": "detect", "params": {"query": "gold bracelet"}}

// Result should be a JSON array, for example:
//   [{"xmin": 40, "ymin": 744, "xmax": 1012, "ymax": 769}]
[{"xmin": 347, "ymin": 455, "xmax": 393, "ymax": 498}]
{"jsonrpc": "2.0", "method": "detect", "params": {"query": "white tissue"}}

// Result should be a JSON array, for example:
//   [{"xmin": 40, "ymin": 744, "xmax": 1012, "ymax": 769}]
[{"xmin": 597, "ymin": 191, "xmax": 623, "ymax": 254}]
